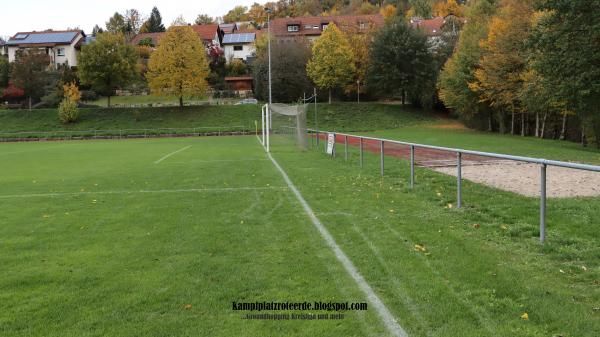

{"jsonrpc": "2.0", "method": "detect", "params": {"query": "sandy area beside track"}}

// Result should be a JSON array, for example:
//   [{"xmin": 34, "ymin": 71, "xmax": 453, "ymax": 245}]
[{"xmin": 433, "ymin": 162, "xmax": 600, "ymax": 198}]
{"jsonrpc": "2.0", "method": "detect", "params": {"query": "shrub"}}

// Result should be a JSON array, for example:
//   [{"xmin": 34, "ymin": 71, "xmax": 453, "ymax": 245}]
[
  {"xmin": 58, "ymin": 82, "xmax": 81, "ymax": 123},
  {"xmin": 58, "ymin": 98, "xmax": 79, "ymax": 123}
]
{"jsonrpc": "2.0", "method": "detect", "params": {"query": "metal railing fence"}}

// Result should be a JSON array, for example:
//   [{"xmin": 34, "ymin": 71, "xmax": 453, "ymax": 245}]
[{"xmin": 308, "ymin": 129, "xmax": 600, "ymax": 243}]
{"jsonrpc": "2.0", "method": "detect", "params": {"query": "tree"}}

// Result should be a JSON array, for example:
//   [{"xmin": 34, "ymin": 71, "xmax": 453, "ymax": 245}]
[
  {"xmin": 146, "ymin": 26, "xmax": 210, "ymax": 107},
  {"xmin": 530, "ymin": 0, "xmax": 600, "ymax": 147},
  {"xmin": 195, "ymin": 14, "xmax": 215, "ymax": 25},
  {"xmin": 11, "ymin": 50, "xmax": 50, "ymax": 110},
  {"xmin": 171, "ymin": 15, "xmax": 188, "ymax": 26},
  {"xmin": 0, "ymin": 56, "xmax": 9, "ymax": 87},
  {"xmin": 307, "ymin": 24, "xmax": 355, "ymax": 103},
  {"xmin": 124, "ymin": 9, "xmax": 143, "ymax": 35},
  {"xmin": 254, "ymin": 37, "xmax": 313, "ymax": 102},
  {"xmin": 433, "ymin": 0, "xmax": 465, "ymax": 17},
  {"xmin": 106, "ymin": 12, "xmax": 127, "ymax": 34},
  {"xmin": 343, "ymin": 24, "xmax": 376, "ymax": 100},
  {"xmin": 380, "ymin": 4, "xmax": 398, "ymax": 20},
  {"xmin": 78, "ymin": 33, "xmax": 138, "ymax": 107},
  {"xmin": 408, "ymin": 0, "xmax": 433, "ymax": 18},
  {"xmin": 247, "ymin": 3, "xmax": 267, "ymax": 25},
  {"xmin": 223, "ymin": 6, "xmax": 248, "ymax": 23},
  {"xmin": 469, "ymin": 0, "xmax": 533, "ymax": 135},
  {"xmin": 140, "ymin": 7, "xmax": 166, "ymax": 33},
  {"xmin": 367, "ymin": 18, "xmax": 435, "ymax": 106},
  {"xmin": 437, "ymin": 0, "xmax": 498, "ymax": 130},
  {"xmin": 91, "ymin": 24, "xmax": 103, "ymax": 37}
]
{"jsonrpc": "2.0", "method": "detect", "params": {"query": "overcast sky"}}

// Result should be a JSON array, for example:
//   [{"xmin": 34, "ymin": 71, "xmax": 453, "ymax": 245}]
[{"xmin": 1, "ymin": 0, "xmax": 266, "ymax": 38}]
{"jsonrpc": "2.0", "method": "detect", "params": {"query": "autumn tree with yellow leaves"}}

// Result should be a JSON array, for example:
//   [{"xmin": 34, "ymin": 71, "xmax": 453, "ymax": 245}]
[
  {"xmin": 147, "ymin": 26, "xmax": 210, "ymax": 107},
  {"xmin": 307, "ymin": 24, "xmax": 355, "ymax": 104},
  {"xmin": 469, "ymin": 0, "xmax": 533, "ymax": 135}
]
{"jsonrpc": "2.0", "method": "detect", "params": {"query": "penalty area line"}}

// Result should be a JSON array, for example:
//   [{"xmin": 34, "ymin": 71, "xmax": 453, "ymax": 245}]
[
  {"xmin": 0, "ymin": 186, "xmax": 287, "ymax": 199},
  {"xmin": 154, "ymin": 145, "xmax": 192, "ymax": 164},
  {"xmin": 265, "ymin": 151, "xmax": 408, "ymax": 337}
]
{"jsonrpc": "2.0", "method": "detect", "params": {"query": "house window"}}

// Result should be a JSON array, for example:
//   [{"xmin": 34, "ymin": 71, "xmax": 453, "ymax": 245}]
[
  {"xmin": 287, "ymin": 25, "xmax": 299, "ymax": 32},
  {"xmin": 321, "ymin": 23, "xmax": 329, "ymax": 30},
  {"xmin": 359, "ymin": 22, "xmax": 367, "ymax": 30},
  {"xmin": 233, "ymin": 45, "xmax": 243, "ymax": 51},
  {"xmin": 57, "ymin": 48, "xmax": 65, "ymax": 56},
  {"xmin": 304, "ymin": 25, "xmax": 312, "ymax": 29}
]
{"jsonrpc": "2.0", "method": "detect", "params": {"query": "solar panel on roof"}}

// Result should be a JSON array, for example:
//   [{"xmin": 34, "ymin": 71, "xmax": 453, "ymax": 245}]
[
  {"xmin": 223, "ymin": 33, "xmax": 255, "ymax": 44},
  {"xmin": 7, "ymin": 32, "xmax": 78, "ymax": 45}
]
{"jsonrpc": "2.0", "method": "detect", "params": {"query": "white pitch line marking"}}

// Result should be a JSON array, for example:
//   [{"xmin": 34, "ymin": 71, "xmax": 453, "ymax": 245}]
[
  {"xmin": 0, "ymin": 186, "xmax": 287, "ymax": 199},
  {"xmin": 266, "ymin": 151, "xmax": 408, "ymax": 337},
  {"xmin": 154, "ymin": 145, "xmax": 191, "ymax": 164}
]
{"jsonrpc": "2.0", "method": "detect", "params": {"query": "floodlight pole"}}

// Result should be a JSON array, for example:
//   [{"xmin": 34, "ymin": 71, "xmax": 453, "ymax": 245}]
[{"xmin": 267, "ymin": 11, "xmax": 272, "ymax": 108}]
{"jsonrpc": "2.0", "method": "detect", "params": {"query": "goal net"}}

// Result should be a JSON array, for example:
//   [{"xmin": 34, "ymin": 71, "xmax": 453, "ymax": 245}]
[{"xmin": 261, "ymin": 103, "xmax": 308, "ymax": 152}]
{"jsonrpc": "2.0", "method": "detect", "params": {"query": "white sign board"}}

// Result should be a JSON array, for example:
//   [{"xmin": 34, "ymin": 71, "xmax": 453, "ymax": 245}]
[{"xmin": 326, "ymin": 133, "xmax": 335, "ymax": 155}]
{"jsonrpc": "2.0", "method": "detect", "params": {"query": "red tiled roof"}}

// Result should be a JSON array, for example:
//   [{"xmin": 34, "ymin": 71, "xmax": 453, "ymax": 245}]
[
  {"xmin": 269, "ymin": 14, "xmax": 384, "ymax": 37},
  {"xmin": 410, "ymin": 16, "xmax": 467, "ymax": 36},
  {"xmin": 190, "ymin": 24, "xmax": 219, "ymax": 41}
]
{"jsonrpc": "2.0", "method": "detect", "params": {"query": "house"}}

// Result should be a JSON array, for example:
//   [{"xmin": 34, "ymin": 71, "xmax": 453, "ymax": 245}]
[
  {"xmin": 0, "ymin": 38, "xmax": 6, "ymax": 56},
  {"xmin": 410, "ymin": 15, "xmax": 466, "ymax": 47},
  {"xmin": 131, "ymin": 24, "xmax": 222, "ymax": 48},
  {"xmin": 222, "ymin": 32, "xmax": 256, "ymax": 62},
  {"xmin": 269, "ymin": 14, "xmax": 384, "ymax": 42},
  {"xmin": 5, "ymin": 30, "xmax": 86, "ymax": 67},
  {"xmin": 219, "ymin": 23, "xmax": 236, "ymax": 34}
]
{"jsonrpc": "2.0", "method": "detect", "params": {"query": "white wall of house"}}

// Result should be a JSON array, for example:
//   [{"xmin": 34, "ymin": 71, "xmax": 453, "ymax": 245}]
[
  {"xmin": 223, "ymin": 43, "xmax": 255, "ymax": 63},
  {"xmin": 7, "ymin": 32, "xmax": 82, "ymax": 67}
]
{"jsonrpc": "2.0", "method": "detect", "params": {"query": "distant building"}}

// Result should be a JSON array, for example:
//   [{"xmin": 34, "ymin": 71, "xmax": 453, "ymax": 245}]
[
  {"xmin": 410, "ymin": 15, "xmax": 466, "ymax": 47},
  {"xmin": 5, "ymin": 30, "xmax": 86, "ymax": 67},
  {"xmin": 269, "ymin": 14, "xmax": 384, "ymax": 42},
  {"xmin": 130, "ymin": 24, "xmax": 222, "ymax": 48},
  {"xmin": 222, "ymin": 32, "xmax": 256, "ymax": 62},
  {"xmin": 0, "ymin": 38, "xmax": 6, "ymax": 56}
]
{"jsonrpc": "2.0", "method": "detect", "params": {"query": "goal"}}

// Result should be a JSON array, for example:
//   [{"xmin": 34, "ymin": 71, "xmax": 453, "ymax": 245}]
[{"xmin": 261, "ymin": 103, "xmax": 308, "ymax": 152}]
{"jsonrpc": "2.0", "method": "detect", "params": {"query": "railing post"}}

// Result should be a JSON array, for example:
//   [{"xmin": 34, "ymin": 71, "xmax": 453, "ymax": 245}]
[
  {"xmin": 410, "ymin": 145, "xmax": 415, "ymax": 188},
  {"xmin": 144, "ymin": 129, "xmax": 147, "ymax": 138},
  {"xmin": 457, "ymin": 152, "xmax": 462, "ymax": 208},
  {"xmin": 359, "ymin": 137, "xmax": 363, "ymax": 168},
  {"xmin": 540, "ymin": 164, "xmax": 547, "ymax": 243},
  {"xmin": 332, "ymin": 133, "xmax": 336, "ymax": 158},
  {"xmin": 344, "ymin": 135, "xmax": 348, "ymax": 162},
  {"xmin": 380, "ymin": 140, "xmax": 384, "ymax": 176}
]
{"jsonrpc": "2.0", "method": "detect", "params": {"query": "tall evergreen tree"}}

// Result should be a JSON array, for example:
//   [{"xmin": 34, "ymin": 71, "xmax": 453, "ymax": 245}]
[
  {"xmin": 142, "ymin": 7, "xmax": 166, "ymax": 33},
  {"xmin": 367, "ymin": 18, "xmax": 435, "ymax": 106}
]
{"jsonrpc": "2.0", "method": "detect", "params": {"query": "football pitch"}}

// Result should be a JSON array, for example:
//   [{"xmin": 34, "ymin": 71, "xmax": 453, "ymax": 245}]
[{"xmin": 1, "ymin": 136, "xmax": 598, "ymax": 336}]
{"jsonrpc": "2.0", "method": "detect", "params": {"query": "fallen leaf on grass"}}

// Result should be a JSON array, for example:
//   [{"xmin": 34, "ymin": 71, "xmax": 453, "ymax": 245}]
[
  {"xmin": 446, "ymin": 203, "xmax": 453, "ymax": 209},
  {"xmin": 42, "ymin": 214, "xmax": 50, "ymax": 218},
  {"xmin": 472, "ymin": 223, "xmax": 480, "ymax": 229},
  {"xmin": 184, "ymin": 304, "xmax": 192, "ymax": 310},
  {"xmin": 436, "ymin": 192, "xmax": 441, "ymax": 197},
  {"xmin": 414, "ymin": 244, "xmax": 427, "ymax": 252},
  {"xmin": 520, "ymin": 312, "xmax": 529, "ymax": 320},
  {"xmin": 581, "ymin": 266, "xmax": 587, "ymax": 271},
  {"xmin": 559, "ymin": 269, "xmax": 565, "ymax": 274},
  {"xmin": 389, "ymin": 209, "xmax": 395, "ymax": 213},
  {"xmin": 500, "ymin": 224, "xmax": 508, "ymax": 230}
]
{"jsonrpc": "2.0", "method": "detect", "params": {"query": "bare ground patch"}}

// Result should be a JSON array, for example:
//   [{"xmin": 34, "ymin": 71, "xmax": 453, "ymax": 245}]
[{"xmin": 433, "ymin": 162, "xmax": 600, "ymax": 198}]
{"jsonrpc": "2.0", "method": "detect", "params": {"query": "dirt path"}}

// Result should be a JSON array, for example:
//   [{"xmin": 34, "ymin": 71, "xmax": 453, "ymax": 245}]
[{"xmin": 318, "ymin": 133, "xmax": 600, "ymax": 198}]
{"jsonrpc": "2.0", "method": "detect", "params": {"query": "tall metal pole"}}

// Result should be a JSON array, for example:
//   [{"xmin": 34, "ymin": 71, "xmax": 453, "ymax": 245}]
[
  {"xmin": 357, "ymin": 80, "xmax": 360, "ymax": 103},
  {"xmin": 359, "ymin": 137, "xmax": 363, "ymax": 168},
  {"xmin": 267, "ymin": 12, "xmax": 272, "ymax": 108},
  {"xmin": 540, "ymin": 164, "xmax": 547, "ymax": 243}
]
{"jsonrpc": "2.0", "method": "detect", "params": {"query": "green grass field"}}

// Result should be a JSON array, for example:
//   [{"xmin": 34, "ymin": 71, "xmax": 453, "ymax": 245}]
[{"xmin": 1, "ymin": 134, "xmax": 598, "ymax": 336}]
